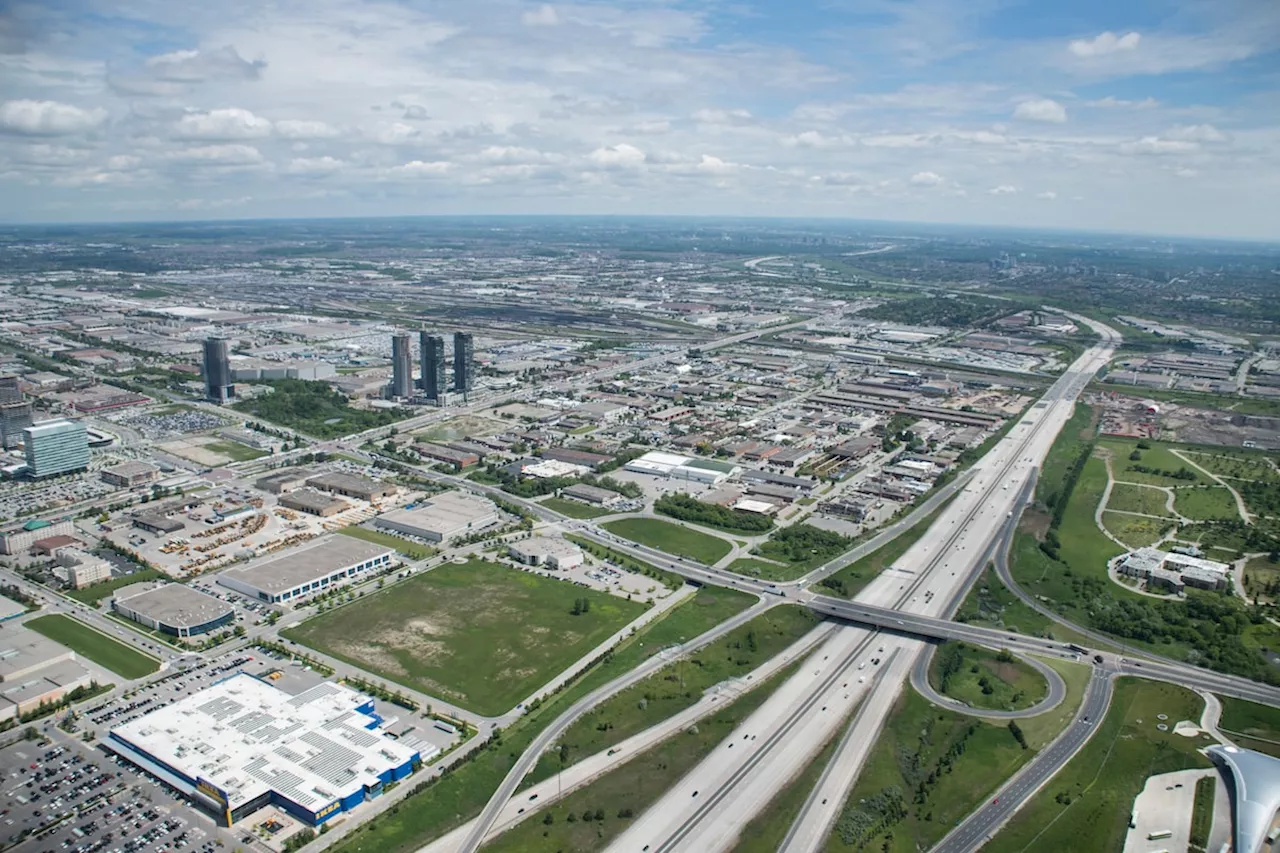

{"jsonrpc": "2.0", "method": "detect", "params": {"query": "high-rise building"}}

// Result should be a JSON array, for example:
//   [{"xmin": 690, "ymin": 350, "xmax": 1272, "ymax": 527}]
[
  {"xmin": 390, "ymin": 334, "xmax": 413, "ymax": 398},
  {"xmin": 23, "ymin": 419, "xmax": 89, "ymax": 479},
  {"xmin": 0, "ymin": 401, "xmax": 33, "ymax": 450},
  {"xmin": 0, "ymin": 376, "xmax": 21, "ymax": 404},
  {"xmin": 203, "ymin": 338, "xmax": 234, "ymax": 404},
  {"xmin": 453, "ymin": 332, "xmax": 474, "ymax": 395},
  {"xmin": 419, "ymin": 333, "xmax": 446, "ymax": 401}
]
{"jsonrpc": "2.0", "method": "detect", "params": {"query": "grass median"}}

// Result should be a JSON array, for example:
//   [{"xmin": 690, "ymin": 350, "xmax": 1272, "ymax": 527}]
[{"xmin": 25, "ymin": 614, "xmax": 159, "ymax": 679}]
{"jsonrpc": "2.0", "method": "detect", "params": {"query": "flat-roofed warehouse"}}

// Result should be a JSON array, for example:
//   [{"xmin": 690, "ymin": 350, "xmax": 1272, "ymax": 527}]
[
  {"xmin": 374, "ymin": 490, "xmax": 498, "ymax": 544},
  {"xmin": 254, "ymin": 468, "xmax": 315, "ymax": 495},
  {"xmin": 306, "ymin": 472, "xmax": 397, "ymax": 502},
  {"xmin": 106, "ymin": 673, "xmax": 425, "ymax": 827},
  {"xmin": 278, "ymin": 487, "xmax": 349, "ymax": 517},
  {"xmin": 101, "ymin": 460, "xmax": 160, "ymax": 488},
  {"xmin": 217, "ymin": 537, "xmax": 395, "ymax": 604},
  {"xmin": 112, "ymin": 583, "xmax": 236, "ymax": 637}
]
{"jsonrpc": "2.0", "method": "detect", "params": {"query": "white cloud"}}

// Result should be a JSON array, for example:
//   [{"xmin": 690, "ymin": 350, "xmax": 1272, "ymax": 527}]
[
  {"xmin": 1176, "ymin": 168, "xmax": 1199, "ymax": 178},
  {"xmin": 1118, "ymin": 137, "xmax": 1199, "ymax": 156},
  {"xmin": 627, "ymin": 120, "xmax": 671, "ymax": 135},
  {"xmin": 987, "ymin": 185, "xmax": 1018, "ymax": 195},
  {"xmin": 1086, "ymin": 96, "xmax": 1159, "ymax": 109},
  {"xmin": 286, "ymin": 156, "xmax": 345, "ymax": 175},
  {"xmin": 402, "ymin": 105, "xmax": 429, "ymax": 120},
  {"xmin": 371, "ymin": 123, "xmax": 420, "ymax": 145},
  {"xmin": 1036, "ymin": 191, "xmax": 1058, "ymax": 200},
  {"xmin": 390, "ymin": 160, "xmax": 452, "ymax": 178},
  {"xmin": 105, "ymin": 155, "xmax": 143, "ymax": 171},
  {"xmin": 275, "ymin": 120, "xmax": 340, "ymax": 139},
  {"xmin": 1166, "ymin": 124, "xmax": 1227, "ymax": 143},
  {"xmin": 1068, "ymin": 31, "xmax": 1141, "ymax": 58},
  {"xmin": 0, "ymin": 100, "xmax": 107, "ymax": 136},
  {"xmin": 910, "ymin": 171, "xmax": 944, "ymax": 186},
  {"xmin": 175, "ymin": 108, "xmax": 272, "ymax": 140},
  {"xmin": 1013, "ymin": 98, "xmax": 1067, "ymax": 123},
  {"xmin": 110, "ymin": 46, "xmax": 266, "ymax": 95},
  {"xmin": 692, "ymin": 108, "xmax": 753, "ymax": 125},
  {"xmin": 588, "ymin": 143, "xmax": 646, "ymax": 168},
  {"xmin": 696, "ymin": 155, "xmax": 739, "ymax": 175},
  {"xmin": 522, "ymin": 4, "xmax": 559, "ymax": 26},
  {"xmin": 167, "ymin": 144, "xmax": 265, "ymax": 165}
]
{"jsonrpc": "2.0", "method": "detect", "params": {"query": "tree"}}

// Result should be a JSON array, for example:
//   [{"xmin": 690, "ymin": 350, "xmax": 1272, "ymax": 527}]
[{"xmin": 1007, "ymin": 720, "xmax": 1028, "ymax": 749}]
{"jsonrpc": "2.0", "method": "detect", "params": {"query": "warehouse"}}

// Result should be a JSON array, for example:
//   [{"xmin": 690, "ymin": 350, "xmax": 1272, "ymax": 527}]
[
  {"xmin": 106, "ymin": 674, "xmax": 423, "ymax": 826},
  {"xmin": 374, "ymin": 491, "xmax": 498, "ymax": 544},
  {"xmin": 217, "ymin": 537, "xmax": 395, "ymax": 604},
  {"xmin": 254, "ymin": 468, "xmax": 315, "ymax": 495},
  {"xmin": 112, "ymin": 584, "xmax": 235, "ymax": 637},
  {"xmin": 624, "ymin": 451, "xmax": 739, "ymax": 485},
  {"xmin": 132, "ymin": 509, "xmax": 185, "ymax": 535},
  {"xmin": 101, "ymin": 461, "xmax": 160, "ymax": 488},
  {"xmin": 560, "ymin": 483, "xmax": 623, "ymax": 508},
  {"xmin": 508, "ymin": 537, "xmax": 584, "ymax": 570},
  {"xmin": 278, "ymin": 488, "xmax": 349, "ymax": 517},
  {"xmin": 306, "ymin": 472, "xmax": 397, "ymax": 503}
]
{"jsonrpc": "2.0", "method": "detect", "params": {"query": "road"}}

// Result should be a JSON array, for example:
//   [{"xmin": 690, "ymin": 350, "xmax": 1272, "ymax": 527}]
[{"xmin": 907, "ymin": 643, "xmax": 1067, "ymax": 720}]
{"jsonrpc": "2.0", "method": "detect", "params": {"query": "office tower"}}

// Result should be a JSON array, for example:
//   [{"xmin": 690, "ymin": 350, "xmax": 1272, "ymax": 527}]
[
  {"xmin": 0, "ymin": 376, "xmax": 21, "ymax": 404},
  {"xmin": 419, "ymin": 332, "xmax": 446, "ymax": 401},
  {"xmin": 453, "ymin": 332, "xmax": 474, "ymax": 395},
  {"xmin": 203, "ymin": 337, "xmax": 234, "ymax": 404},
  {"xmin": 0, "ymin": 401, "xmax": 33, "ymax": 449},
  {"xmin": 390, "ymin": 333, "xmax": 413, "ymax": 398},
  {"xmin": 23, "ymin": 419, "xmax": 89, "ymax": 479}
]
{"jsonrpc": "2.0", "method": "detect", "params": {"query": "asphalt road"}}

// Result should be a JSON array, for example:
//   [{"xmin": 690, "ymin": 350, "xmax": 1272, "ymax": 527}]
[{"xmin": 908, "ymin": 642, "xmax": 1067, "ymax": 720}]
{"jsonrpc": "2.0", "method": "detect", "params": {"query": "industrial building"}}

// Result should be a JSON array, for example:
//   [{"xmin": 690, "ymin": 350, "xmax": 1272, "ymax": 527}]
[
  {"xmin": 217, "ymin": 536, "xmax": 395, "ymax": 604},
  {"xmin": 132, "ymin": 508, "xmax": 185, "ymax": 534},
  {"xmin": 203, "ymin": 338, "xmax": 234, "ymax": 404},
  {"xmin": 306, "ymin": 472, "xmax": 397, "ymax": 503},
  {"xmin": 419, "ymin": 332, "xmax": 446, "ymax": 401},
  {"xmin": 254, "ymin": 468, "xmax": 315, "ymax": 495},
  {"xmin": 101, "ymin": 460, "xmax": 161, "ymax": 488},
  {"xmin": 374, "ymin": 490, "xmax": 498, "ymax": 544},
  {"xmin": 112, "ymin": 584, "xmax": 235, "ymax": 637},
  {"xmin": 106, "ymin": 674, "xmax": 423, "ymax": 826},
  {"xmin": 415, "ymin": 443, "xmax": 478, "ymax": 469},
  {"xmin": 453, "ymin": 332, "xmax": 475, "ymax": 395},
  {"xmin": 23, "ymin": 419, "xmax": 90, "ymax": 479},
  {"xmin": 624, "ymin": 451, "xmax": 739, "ymax": 485},
  {"xmin": 389, "ymin": 333, "xmax": 413, "ymax": 399},
  {"xmin": 0, "ymin": 517, "xmax": 76, "ymax": 555},
  {"xmin": 278, "ymin": 488, "xmax": 350, "ymax": 517},
  {"xmin": 0, "ymin": 626, "xmax": 93, "ymax": 722},
  {"xmin": 508, "ymin": 537, "xmax": 584, "ymax": 570},
  {"xmin": 560, "ymin": 483, "xmax": 624, "ymax": 508}
]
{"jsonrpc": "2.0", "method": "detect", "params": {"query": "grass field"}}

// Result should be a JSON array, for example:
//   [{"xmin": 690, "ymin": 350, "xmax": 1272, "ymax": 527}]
[
  {"xmin": 26, "ymin": 614, "xmax": 159, "ymax": 679},
  {"xmin": 337, "ymin": 526, "xmax": 437, "ymax": 561},
  {"xmin": 1105, "ymin": 482, "xmax": 1173, "ymax": 516},
  {"xmin": 1189, "ymin": 775, "xmax": 1215, "ymax": 851},
  {"xmin": 982, "ymin": 679, "xmax": 1210, "ymax": 853},
  {"xmin": 929, "ymin": 642, "xmax": 1047, "ymax": 712},
  {"xmin": 1100, "ymin": 512, "xmax": 1173, "ymax": 549},
  {"xmin": 1173, "ymin": 485, "xmax": 1243, "ymax": 521},
  {"xmin": 822, "ymin": 502, "xmax": 950, "ymax": 599},
  {"xmin": 526, "ymin": 606, "xmax": 819, "ymax": 785},
  {"xmin": 67, "ymin": 568, "xmax": 166, "ymax": 605},
  {"xmin": 1036, "ymin": 404, "xmax": 1096, "ymax": 506},
  {"xmin": 1244, "ymin": 555, "xmax": 1280, "ymax": 603},
  {"xmin": 203, "ymin": 440, "xmax": 269, "ymax": 462},
  {"xmin": 725, "ymin": 557, "xmax": 795, "ymax": 580},
  {"xmin": 540, "ymin": 497, "xmax": 609, "ymax": 519},
  {"xmin": 282, "ymin": 560, "xmax": 645, "ymax": 715},
  {"xmin": 1217, "ymin": 695, "xmax": 1280, "ymax": 757},
  {"xmin": 826, "ymin": 687, "xmax": 1034, "ymax": 853},
  {"xmin": 1182, "ymin": 450, "xmax": 1280, "ymax": 482},
  {"xmin": 326, "ymin": 585, "xmax": 754, "ymax": 853},
  {"xmin": 602, "ymin": 517, "xmax": 732, "ymax": 564},
  {"xmin": 1017, "ymin": 656, "xmax": 1093, "ymax": 749}
]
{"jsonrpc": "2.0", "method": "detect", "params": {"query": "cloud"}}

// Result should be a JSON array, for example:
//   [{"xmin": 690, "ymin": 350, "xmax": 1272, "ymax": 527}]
[
  {"xmin": 371, "ymin": 122, "xmax": 420, "ymax": 145},
  {"xmin": 1166, "ymin": 124, "xmax": 1227, "ymax": 143},
  {"xmin": 588, "ymin": 143, "xmax": 646, "ymax": 167},
  {"xmin": 987, "ymin": 185, "xmax": 1018, "ymax": 195},
  {"xmin": 627, "ymin": 120, "xmax": 671, "ymax": 135},
  {"xmin": 110, "ymin": 46, "xmax": 266, "ymax": 95},
  {"xmin": 167, "ymin": 144, "xmax": 265, "ymax": 165},
  {"xmin": 275, "ymin": 119, "xmax": 339, "ymax": 139},
  {"xmin": 1035, "ymin": 191, "xmax": 1058, "ymax": 200},
  {"xmin": 692, "ymin": 108, "xmax": 753, "ymax": 125},
  {"xmin": 105, "ymin": 155, "xmax": 143, "ymax": 171},
  {"xmin": 1013, "ymin": 98, "xmax": 1067, "ymax": 123},
  {"xmin": 1086, "ymin": 96, "xmax": 1159, "ymax": 109},
  {"xmin": 0, "ymin": 100, "xmax": 107, "ymax": 136},
  {"xmin": 286, "ymin": 156, "xmax": 345, "ymax": 175},
  {"xmin": 1118, "ymin": 137, "xmax": 1199, "ymax": 156},
  {"xmin": 390, "ymin": 160, "xmax": 452, "ymax": 178},
  {"xmin": 402, "ymin": 105, "xmax": 429, "ymax": 120},
  {"xmin": 522, "ymin": 4, "xmax": 559, "ymax": 26},
  {"xmin": 1175, "ymin": 168, "xmax": 1199, "ymax": 178},
  {"xmin": 175, "ymin": 108, "xmax": 272, "ymax": 140},
  {"xmin": 1068, "ymin": 31, "xmax": 1141, "ymax": 58},
  {"xmin": 696, "ymin": 154, "xmax": 740, "ymax": 175},
  {"xmin": 910, "ymin": 171, "xmax": 944, "ymax": 186}
]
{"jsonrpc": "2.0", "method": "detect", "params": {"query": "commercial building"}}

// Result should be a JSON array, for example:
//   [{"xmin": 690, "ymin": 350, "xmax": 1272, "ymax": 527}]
[
  {"xmin": 508, "ymin": 537, "xmax": 584, "ymax": 570},
  {"xmin": 0, "ymin": 518, "xmax": 76, "ymax": 555},
  {"xmin": 623, "ymin": 451, "xmax": 739, "ymax": 485},
  {"xmin": 1115, "ymin": 547, "xmax": 1231, "ymax": 592},
  {"xmin": 0, "ymin": 595, "xmax": 24, "ymax": 623},
  {"xmin": 0, "ymin": 400, "xmax": 32, "ymax": 449},
  {"xmin": 1205, "ymin": 745, "xmax": 1280, "ymax": 853},
  {"xmin": 306, "ymin": 472, "xmax": 397, "ymax": 503},
  {"xmin": 278, "ymin": 488, "xmax": 350, "ymax": 517},
  {"xmin": 52, "ymin": 548, "xmax": 112, "ymax": 589},
  {"xmin": 560, "ymin": 483, "xmax": 624, "ymax": 508},
  {"xmin": 228, "ymin": 360, "xmax": 335, "ymax": 382},
  {"xmin": 0, "ymin": 626, "xmax": 92, "ymax": 722},
  {"xmin": 112, "ymin": 584, "xmax": 235, "ymax": 637},
  {"xmin": 107, "ymin": 674, "xmax": 422, "ymax": 826},
  {"xmin": 0, "ymin": 376, "xmax": 20, "ymax": 404},
  {"xmin": 453, "ymin": 332, "xmax": 475, "ymax": 395},
  {"xmin": 23, "ymin": 419, "xmax": 90, "ymax": 479},
  {"xmin": 374, "ymin": 490, "xmax": 498, "ymax": 544},
  {"xmin": 254, "ymin": 468, "xmax": 315, "ymax": 495},
  {"xmin": 101, "ymin": 460, "xmax": 161, "ymax": 488},
  {"xmin": 541, "ymin": 447, "xmax": 612, "ymax": 470},
  {"xmin": 389, "ymin": 333, "xmax": 413, "ymax": 399},
  {"xmin": 519, "ymin": 459, "xmax": 590, "ymax": 479},
  {"xmin": 217, "ymin": 536, "xmax": 395, "ymax": 604},
  {"xmin": 415, "ymin": 443, "xmax": 479, "ymax": 469},
  {"xmin": 419, "ymin": 333, "xmax": 446, "ymax": 401},
  {"xmin": 203, "ymin": 338, "xmax": 234, "ymax": 404}
]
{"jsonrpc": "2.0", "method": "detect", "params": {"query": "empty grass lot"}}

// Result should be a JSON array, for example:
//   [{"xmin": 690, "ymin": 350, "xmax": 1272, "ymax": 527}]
[
  {"xmin": 1100, "ymin": 512, "xmax": 1173, "ymax": 549},
  {"xmin": 282, "ymin": 560, "xmax": 645, "ymax": 715},
  {"xmin": 1106, "ymin": 482, "xmax": 1173, "ymax": 516},
  {"xmin": 1102, "ymin": 438, "xmax": 1200, "ymax": 487},
  {"xmin": 602, "ymin": 517, "xmax": 732, "ymax": 564},
  {"xmin": 203, "ymin": 440, "xmax": 268, "ymax": 462},
  {"xmin": 26, "ymin": 614, "xmax": 159, "ymax": 679},
  {"xmin": 982, "ymin": 679, "xmax": 1210, "ymax": 853},
  {"xmin": 540, "ymin": 496, "xmax": 609, "ymax": 519},
  {"xmin": 1173, "ymin": 485, "xmax": 1243, "ymax": 522},
  {"xmin": 929, "ymin": 642, "xmax": 1048, "ymax": 712},
  {"xmin": 337, "ymin": 525, "xmax": 437, "ymax": 561},
  {"xmin": 1218, "ymin": 695, "xmax": 1280, "ymax": 757}
]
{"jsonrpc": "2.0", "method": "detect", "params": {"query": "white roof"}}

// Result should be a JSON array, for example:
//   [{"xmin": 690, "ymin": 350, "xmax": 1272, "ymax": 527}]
[
  {"xmin": 522, "ymin": 460, "xmax": 590, "ymax": 479},
  {"xmin": 733, "ymin": 498, "xmax": 777, "ymax": 514}
]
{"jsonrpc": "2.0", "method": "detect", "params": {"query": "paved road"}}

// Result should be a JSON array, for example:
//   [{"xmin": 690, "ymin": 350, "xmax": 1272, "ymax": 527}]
[{"xmin": 908, "ymin": 642, "xmax": 1067, "ymax": 720}]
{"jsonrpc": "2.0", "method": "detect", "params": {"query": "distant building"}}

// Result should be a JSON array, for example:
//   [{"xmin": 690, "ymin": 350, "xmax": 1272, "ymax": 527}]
[
  {"xmin": 1115, "ymin": 547, "xmax": 1231, "ymax": 592},
  {"xmin": 390, "ymin": 333, "xmax": 413, "ymax": 399},
  {"xmin": 112, "ymin": 584, "xmax": 234, "ymax": 637},
  {"xmin": 374, "ymin": 490, "xmax": 498, "ymax": 544},
  {"xmin": 203, "ymin": 337, "xmax": 234, "ymax": 404},
  {"xmin": 306, "ymin": 472, "xmax": 397, "ymax": 503},
  {"xmin": 23, "ymin": 419, "xmax": 90, "ymax": 479},
  {"xmin": 508, "ymin": 537, "xmax": 584, "ymax": 570},
  {"xmin": 0, "ymin": 400, "xmax": 33, "ymax": 449},
  {"xmin": 101, "ymin": 460, "xmax": 160, "ymax": 488},
  {"xmin": 453, "ymin": 332, "xmax": 475, "ymax": 395},
  {"xmin": 419, "ymin": 333, "xmax": 447, "ymax": 401},
  {"xmin": 218, "ymin": 536, "xmax": 394, "ymax": 604},
  {"xmin": 52, "ymin": 548, "xmax": 112, "ymax": 589},
  {"xmin": 0, "ymin": 518, "xmax": 76, "ymax": 555},
  {"xmin": 0, "ymin": 376, "xmax": 21, "ymax": 404},
  {"xmin": 254, "ymin": 467, "xmax": 315, "ymax": 495},
  {"xmin": 561, "ymin": 483, "xmax": 623, "ymax": 508},
  {"xmin": 278, "ymin": 488, "xmax": 349, "ymax": 517}
]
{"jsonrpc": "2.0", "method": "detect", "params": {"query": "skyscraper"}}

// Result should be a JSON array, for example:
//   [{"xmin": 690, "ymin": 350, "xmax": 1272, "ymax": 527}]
[
  {"xmin": 203, "ymin": 338, "xmax": 234, "ymax": 404},
  {"xmin": 0, "ymin": 376, "xmax": 21, "ymax": 404},
  {"xmin": 390, "ymin": 333, "xmax": 413, "ymax": 398},
  {"xmin": 24, "ymin": 419, "xmax": 89, "ymax": 479},
  {"xmin": 453, "ymin": 332, "xmax": 474, "ymax": 395},
  {"xmin": 0, "ymin": 401, "xmax": 33, "ymax": 450},
  {"xmin": 419, "ymin": 332, "xmax": 446, "ymax": 401}
]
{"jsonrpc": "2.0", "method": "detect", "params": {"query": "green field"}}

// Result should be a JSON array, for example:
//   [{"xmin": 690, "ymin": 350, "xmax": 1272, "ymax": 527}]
[
  {"xmin": 1244, "ymin": 555, "xmax": 1280, "ymax": 603},
  {"xmin": 982, "ymin": 679, "xmax": 1210, "ymax": 853},
  {"xmin": 929, "ymin": 642, "xmax": 1047, "ymax": 712},
  {"xmin": 725, "ymin": 557, "xmax": 794, "ymax": 580},
  {"xmin": 527, "ymin": 606, "xmax": 819, "ymax": 785},
  {"xmin": 541, "ymin": 496, "xmax": 609, "ymax": 519},
  {"xmin": 233, "ymin": 378, "xmax": 409, "ymax": 439},
  {"xmin": 1017, "ymin": 656, "xmax": 1093, "ymax": 749},
  {"xmin": 203, "ymin": 440, "xmax": 268, "ymax": 462},
  {"xmin": 956, "ymin": 568, "xmax": 1055, "ymax": 638},
  {"xmin": 1100, "ymin": 512, "xmax": 1173, "ymax": 549},
  {"xmin": 1105, "ymin": 482, "xmax": 1172, "ymax": 516},
  {"xmin": 1100, "ymin": 438, "xmax": 1197, "ymax": 487},
  {"xmin": 66, "ymin": 568, "xmax": 166, "ymax": 605},
  {"xmin": 1182, "ymin": 450, "xmax": 1280, "ymax": 482},
  {"xmin": 1173, "ymin": 485, "xmax": 1243, "ymax": 521},
  {"xmin": 282, "ymin": 560, "xmax": 645, "ymax": 715},
  {"xmin": 826, "ymin": 687, "xmax": 1034, "ymax": 853},
  {"xmin": 601, "ymin": 517, "xmax": 732, "ymax": 564},
  {"xmin": 1036, "ymin": 404, "xmax": 1096, "ymax": 506},
  {"xmin": 337, "ymin": 526, "xmax": 437, "ymax": 560},
  {"xmin": 821, "ymin": 502, "xmax": 950, "ymax": 599},
  {"xmin": 327, "ymin": 585, "xmax": 754, "ymax": 853},
  {"xmin": 1189, "ymin": 775, "xmax": 1215, "ymax": 851},
  {"xmin": 1217, "ymin": 695, "xmax": 1280, "ymax": 757},
  {"xmin": 26, "ymin": 614, "xmax": 159, "ymax": 679}
]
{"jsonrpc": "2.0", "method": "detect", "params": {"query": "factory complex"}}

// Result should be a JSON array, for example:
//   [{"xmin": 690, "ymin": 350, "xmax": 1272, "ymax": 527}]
[
  {"xmin": 373, "ymin": 490, "xmax": 499, "ymax": 544},
  {"xmin": 217, "ymin": 536, "xmax": 395, "ymax": 604},
  {"xmin": 107, "ymin": 674, "xmax": 423, "ymax": 826}
]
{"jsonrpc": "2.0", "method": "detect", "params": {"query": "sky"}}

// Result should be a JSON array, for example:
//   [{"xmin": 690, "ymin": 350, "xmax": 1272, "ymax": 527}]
[{"xmin": 0, "ymin": 0, "xmax": 1278, "ymax": 239}]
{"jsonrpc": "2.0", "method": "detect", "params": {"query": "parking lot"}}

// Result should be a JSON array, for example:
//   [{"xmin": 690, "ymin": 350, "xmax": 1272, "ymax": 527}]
[{"xmin": 0, "ymin": 476, "xmax": 117, "ymax": 523}]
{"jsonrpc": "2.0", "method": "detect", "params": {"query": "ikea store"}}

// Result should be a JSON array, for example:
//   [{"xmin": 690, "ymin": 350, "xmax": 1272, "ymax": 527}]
[{"xmin": 106, "ymin": 674, "xmax": 427, "ymax": 826}]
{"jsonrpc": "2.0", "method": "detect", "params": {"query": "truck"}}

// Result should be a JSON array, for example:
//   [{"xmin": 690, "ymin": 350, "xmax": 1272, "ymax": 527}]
[
  {"xmin": 1147, "ymin": 830, "xmax": 1172, "ymax": 841},
  {"xmin": 1067, "ymin": 643, "xmax": 1089, "ymax": 655}
]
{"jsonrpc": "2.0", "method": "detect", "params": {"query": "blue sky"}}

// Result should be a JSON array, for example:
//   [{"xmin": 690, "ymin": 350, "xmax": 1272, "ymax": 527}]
[{"xmin": 0, "ymin": 0, "xmax": 1276, "ymax": 238}]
